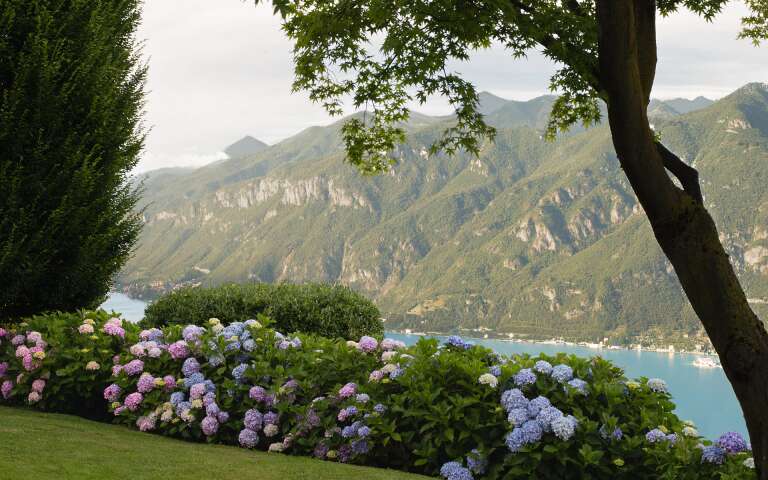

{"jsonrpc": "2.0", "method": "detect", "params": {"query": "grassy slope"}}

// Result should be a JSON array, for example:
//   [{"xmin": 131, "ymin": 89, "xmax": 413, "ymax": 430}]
[{"xmin": 0, "ymin": 407, "xmax": 427, "ymax": 480}]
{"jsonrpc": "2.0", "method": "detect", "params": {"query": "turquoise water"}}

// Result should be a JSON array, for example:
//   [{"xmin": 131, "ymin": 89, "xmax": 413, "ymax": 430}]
[{"xmin": 100, "ymin": 293, "xmax": 746, "ymax": 440}]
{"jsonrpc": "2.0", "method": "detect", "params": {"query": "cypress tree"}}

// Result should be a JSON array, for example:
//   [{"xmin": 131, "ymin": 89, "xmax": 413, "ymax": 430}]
[{"xmin": 0, "ymin": 0, "xmax": 146, "ymax": 321}]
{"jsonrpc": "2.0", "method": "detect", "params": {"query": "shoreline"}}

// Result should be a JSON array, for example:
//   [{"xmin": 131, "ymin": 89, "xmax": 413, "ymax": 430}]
[{"xmin": 385, "ymin": 329, "xmax": 721, "ymax": 361}]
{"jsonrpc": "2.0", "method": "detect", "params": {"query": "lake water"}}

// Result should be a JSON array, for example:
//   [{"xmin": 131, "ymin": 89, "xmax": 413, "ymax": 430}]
[{"xmin": 100, "ymin": 292, "xmax": 746, "ymax": 440}]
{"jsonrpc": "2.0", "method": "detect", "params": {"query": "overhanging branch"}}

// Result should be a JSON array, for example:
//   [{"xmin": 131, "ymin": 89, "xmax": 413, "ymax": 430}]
[{"xmin": 656, "ymin": 142, "xmax": 703, "ymax": 204}]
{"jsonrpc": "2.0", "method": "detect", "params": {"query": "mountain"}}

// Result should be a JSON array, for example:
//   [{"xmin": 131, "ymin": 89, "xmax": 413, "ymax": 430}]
[
  {"xmin": 224, "ymin": 135, "xmax": 268, "ymax": 158},
  {"xmin": 118, "ymin": 84, "xmax": 768, "ymax": 345}
]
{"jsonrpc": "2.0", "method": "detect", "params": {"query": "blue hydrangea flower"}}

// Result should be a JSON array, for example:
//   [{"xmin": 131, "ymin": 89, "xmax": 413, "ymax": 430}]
[
  {"xmin": 505, "ymin": 428, "xmax": 526, "ymax": 453},
  {"xmin": 232, "ymin": 363, "xmax": 248, "ymax": 383},
  {"xmin": 507, "ymin": 408, "xmax": 528, "ymax": 427},
  {"xmin": 183, "ymin": 372, "xmax": 205, "ymax": 389},
  {"xmin": 521, "ymin": 420, "xmax": 543, "ymax": 444},
  {"xmin": 181, "ymin": 358, "xmax": 200, "ymax": 377},
  {"xmin": 716, "ymin": 431, "xmax": 748, "ymax": 453},
  {"xmin": 501, "ymin": 388, "xmax": 529, "ymax": 411},
  {"xmin": 243, "ymin": 339, "xmax": 256, "ymax": 352},
  {"xmin": 600, "ymin": 424, "xmax": 623, "ymax": 441},
  {"xmin": 646, "ymin": 429, "xmax": 668, "ymax": 443},
  {"xmin": 535, "ymin": 406, "xmax": 564, "ymax": 432},
  {"xmin": 373, "ymin": 403, "xmax": 387, "ymax": 414},
  {"xmin": 170, "ymin": 391, "xmax": 185, "ymax": 406},
  {"xmin": 357, "ymin": 426, "xmax": 371, "ymax": 438},
  {"xmin": 701, "ymin": 445, "xmax": 726, "ymax": 464},
  {"xmin": 489, "ymin": 365, "xmax": 502, "ymax": 377},
  {"xmin": 466, "ymin": 449, "xmax": 487, "ymax": 475},
  {"xmin": 513, "ymin": 368, "xmax": 536, "ymax": 387},
  {"xmin": 526, "ymin": 396, "xmax": 551, "ymax": 418},
  {"xmin": 445, "ymin": 336, "xmax": 472, "ymax": 350},
  {"xmin": 207, "ymin": 354, "xmax": 225, "ymax": 367},
  {"xmin": 550, "ymin": 364, "xmax": 573, "ymax": 383},
  {"xmin": 567, "ymin": 378, "xmax": 589, "ymax": 395},
  {"xmin": 244, "ymin": 409, "xmax": 263, "ymax": 431},
  {"xmin": 238, "ymin": 428, "xmax": 259, "ymax": 448},
  {"xmin": 356, "ymin": 393, "xmax": 370, "ymax": 403},
  {"xmin": 440, "ymin": 461, "xmax": 473, "ymax": 480},
  {"xmin": 351, "ymin": 439, "xmax": 370, "ymax": 455},
  {"xmin": 341, "ymin": 425, "xmax": 357, "ymax": 438},
  {"xmin": 205, "ymin": 402, "xmax": 220, "ymax": 417},
  {"xmin": 533, "ymin": 360, "xmax": 553, "ymax": 374},
  {"xmin": 647, "ymin": 378, "xmax": 668, "ymax": 394},
  {"xmin": 551, "ymin": 415, "xmax": 577, "ymax": 441}
]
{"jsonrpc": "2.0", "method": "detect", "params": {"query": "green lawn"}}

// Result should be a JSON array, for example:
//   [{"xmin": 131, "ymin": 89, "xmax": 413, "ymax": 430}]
[{"xmin": 0, "ymin": 406, "xmax": 429, "ymax": 480}]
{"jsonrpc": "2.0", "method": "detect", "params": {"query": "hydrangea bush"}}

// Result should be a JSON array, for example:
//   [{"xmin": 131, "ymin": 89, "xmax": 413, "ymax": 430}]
[{"xmin": 0, "ymin": 313, "xmax": 756, "ymax": 479}]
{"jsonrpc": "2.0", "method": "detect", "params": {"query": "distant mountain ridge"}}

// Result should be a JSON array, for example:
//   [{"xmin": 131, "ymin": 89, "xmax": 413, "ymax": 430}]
[
  {"xmin": 224, "ymin": 135, "xmax": 268, "ymax": 158},
  {"xmin": 119, "ymin": 85, "xmax": 767, "ymax": 346}
]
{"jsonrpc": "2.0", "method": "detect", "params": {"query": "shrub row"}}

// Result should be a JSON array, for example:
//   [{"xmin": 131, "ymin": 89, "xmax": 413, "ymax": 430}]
[
  {"xmin": 0, "ymin": 311, "xmax": 756, "ymax": 479},
  {"xmin": 142, "ymin": 283, "xmax": 383, "ymax": 340}
]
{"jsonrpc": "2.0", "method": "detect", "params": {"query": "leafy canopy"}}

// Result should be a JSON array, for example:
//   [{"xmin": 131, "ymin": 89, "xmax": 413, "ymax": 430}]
[{"xmin": 258, "ymin": 0, "xmax": 767, "ymax": 173}]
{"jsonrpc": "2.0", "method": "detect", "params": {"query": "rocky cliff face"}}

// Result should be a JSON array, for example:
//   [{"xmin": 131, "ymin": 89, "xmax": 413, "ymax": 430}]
[{"xmin": 119, "ymin": 84, "xmax": 768, "ymax": 342}]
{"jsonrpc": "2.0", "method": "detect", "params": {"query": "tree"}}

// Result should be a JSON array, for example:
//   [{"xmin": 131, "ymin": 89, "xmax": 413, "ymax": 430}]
[
  {"xmin": 257, "ymin": 0, "xmax": 768, "ymax": 475},
  {"xmin": 0, "ymin": 0, "xmax": 146, "ymax": 321}
]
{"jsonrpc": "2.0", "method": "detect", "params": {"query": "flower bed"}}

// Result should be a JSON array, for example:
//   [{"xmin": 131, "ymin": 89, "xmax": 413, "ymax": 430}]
[{"xmin": 0, "ymin": 312, "xmax": 757, "ymax": 479}]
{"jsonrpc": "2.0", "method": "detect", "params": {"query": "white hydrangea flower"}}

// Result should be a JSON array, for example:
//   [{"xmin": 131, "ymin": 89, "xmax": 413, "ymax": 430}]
[{"xmin": 478, "ymin": 373, "xmax": 498, "ymax": 388}]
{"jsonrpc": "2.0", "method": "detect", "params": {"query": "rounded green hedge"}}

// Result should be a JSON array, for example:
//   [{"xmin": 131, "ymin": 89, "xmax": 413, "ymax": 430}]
[{"xmin": 142, "ymin": 283, "xmax": 383, "ymax": 340}]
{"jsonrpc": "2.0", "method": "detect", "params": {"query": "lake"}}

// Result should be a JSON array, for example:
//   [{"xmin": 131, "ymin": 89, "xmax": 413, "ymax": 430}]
[{"xmin": 100, "ymin": 292, "xmax": 746, "ymax": 440}]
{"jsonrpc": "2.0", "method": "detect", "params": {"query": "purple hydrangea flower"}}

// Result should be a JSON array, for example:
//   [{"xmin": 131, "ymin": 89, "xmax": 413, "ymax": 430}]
[
  {"xmin": 123, "ymin": 360, "xmax": 144, "ymax": 376},
  {"xmin": 351, "ymin": 439, "xmax": 369, "ymax": 455},
  {"xmin": 600, "ymin": 424, "xmax": 623, "ymax": 441},
  {"xmin": 358, "ymin": 336, "xmax": 378, "ymax": 353},
  {"xmin": 314, "ymin": 443, "xmax": 329, "ymax": 459},
  {"xmin": 201, "ymin": 415, "xmax": 219, "ymax": 436},
  {"xmin": 337, "ymin": 406, "xmax": 358, "ymax": 422},
  {"xmin": 717, "ymin": 432, "xmax": 748, "ymax": 454},
  {"xmin": 339, "ymin": 382, "xmax": 357, "ymax": 398},
  {"xmin": 182, "ymin": 325, "xmax": 204, "ymax": 343},
  {"xmin": 513, "ymin": 368, "xmax": 536, "ymax": 387},
  {"xmin": 218, "ymin": 411, "xmax": 229, "ymax": 423},
  {"xmin": 239, "ymin": 428, "xmax": 259, "ymax": 448},
  {"xmin": 550, "ymin": 364, "xmax": 573, "ymax": 383},
  {"xmin": 249, "ymin": 386, "xmax": 267, "ymax": 402},
  {"xmin": 103, "ymin": 384, "xmax": 121, "ymax": 402},
  {"xmin": 168, "ymin": 341, "xmax": 189, "ymax": 360},
  {"xmin": 244, "ymin": 409, "xmax": 263, "ymax": 431},
  {"xmin": 264, "ymin": 411, "xmax": 279, "ymax": 426},
  {"xmin": 137, "ymin": 374, "xmax": 155, "ymax": 393},
  {"xmin": 489, "ymin": 365, "xmax": 502, "ymax": 377},
  {"xmin": 701, "ymin": 445, "xmax": 726, "ymax": 464},
  {"xmin": 189, "ymin": 383, "xmax": 207, "ymax": 399}
]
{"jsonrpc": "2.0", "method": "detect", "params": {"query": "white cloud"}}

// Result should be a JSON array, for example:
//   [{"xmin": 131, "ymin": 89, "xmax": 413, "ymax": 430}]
[{"xmin": 136, "ymin": 0, "xmax": 768, "ymax": 171}]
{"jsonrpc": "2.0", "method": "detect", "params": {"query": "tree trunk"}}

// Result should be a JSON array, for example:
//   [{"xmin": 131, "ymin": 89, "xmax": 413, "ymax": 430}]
[{"xmin": 595, "ymin": 0, "xmax": 768, "ymax": 477}]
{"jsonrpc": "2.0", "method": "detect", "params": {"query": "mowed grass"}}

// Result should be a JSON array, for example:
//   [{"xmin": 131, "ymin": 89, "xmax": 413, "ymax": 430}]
[{"xmin": 0, "ymin": 406, "xmax": 429, "ymax": 480}]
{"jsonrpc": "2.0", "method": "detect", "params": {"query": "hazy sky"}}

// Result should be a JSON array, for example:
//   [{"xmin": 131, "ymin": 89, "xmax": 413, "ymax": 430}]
[{"xmin": 136, "ymin": 1, "xmax": 768, "ymax": 172}]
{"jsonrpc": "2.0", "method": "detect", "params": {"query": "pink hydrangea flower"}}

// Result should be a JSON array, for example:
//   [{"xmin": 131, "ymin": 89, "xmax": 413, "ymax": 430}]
[
  {"xmin": 129, "ymin": 344, "xmax": 146, "ymax": 357},
  {"xmin": 368, "ymin": 370, "xmax": 384, "ymax": 382},
  {"xmin": 11, "ymin": 335, "xmax": 25, "ymax": 346},
  {"xmin": 0, "ymin": 328, "xmax": 6, "ymax": 338},
  {"xmin": 202, "ymin": 416, "xmax": 219, "ymax": 436},
  {"xmin": 31, "ymin": 379, "xmax": 46, "ymax": 393},
  {"xmin": 136, "ymin": 415, "xmax": 157, "ymax": 432},
  {"xmin": 124, "ymin": 392, "xmax": 143, "ymax": 411},
  {"xmin": 168, "ymin": 341, "xmax": 189, "ymax": 360},
  {"xmin": 112, "ymin": 365, "xmax": 123, "ymax": 376},
  {"xmin": 22, "ymin": 355, "xmax": 34, "ymax": 371},
  {"xmin": 78, "ymin": 324, "xmax": 94, "ymax": 335},
  {"xmin": 163, "ymin": 375, "xmax": 176, "ymax": 392},
  {"xmin": 28, "ymin": 391, "xmax": 41, "ymax": 404},
  {"xmin": 1, "ymin": 380, "xmax": 13, "ymax": 399},
  {"xmin": 114, "ymin": 405, "xmax": 127, "ymax": 416},
  {"xmin": 103, "ymin": 322, "xmax": 125, "ymax": 338},
  {"xmin": 15, "ymin": 345, "xmax": 29, "ymax": 358},
  {"xmin": 26, "ymin": 332, "xmax": 42, "ymax": 344},
  {"xmin": 190, "ymin": 383, "xmax": 207, "ymax": 400}
]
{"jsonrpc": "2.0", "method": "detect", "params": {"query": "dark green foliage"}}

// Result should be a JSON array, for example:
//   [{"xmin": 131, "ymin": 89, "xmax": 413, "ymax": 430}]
[
  {"xmin": 0, "ymin": 0, "xmax": 146, "ymax": 322},
  {"xmin": 143, "ymin": 283, "xmax": 383, "ymax": 339}
]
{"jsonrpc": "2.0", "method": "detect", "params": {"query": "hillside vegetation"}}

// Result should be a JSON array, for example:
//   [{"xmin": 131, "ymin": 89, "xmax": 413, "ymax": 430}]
[{"xmin": 118, "ymin": 84, "xmax": 768, "ymax": 344}]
